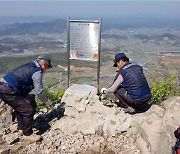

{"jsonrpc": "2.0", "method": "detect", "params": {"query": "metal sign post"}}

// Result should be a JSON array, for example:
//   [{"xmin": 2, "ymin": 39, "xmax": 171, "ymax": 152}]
[
  {"xmin": 97, "ymin": 18, "xmax": 102, "ymax": 93},
  {"xmin": 67, "ymin": 17, "xmax": 102, "ymax": 93},
  {"xmin": 67, "ymin": 17, "xmax": 71, "ymax": 88}
]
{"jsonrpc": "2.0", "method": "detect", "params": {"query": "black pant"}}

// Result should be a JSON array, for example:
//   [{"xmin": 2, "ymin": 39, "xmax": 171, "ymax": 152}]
[
  {"xmin": 114, "ymin": 87, "xmax": 151, "ymax": 111},
  {"xmin": 0, "ymin": 82, "xmax": 35, "ymax": 136}
]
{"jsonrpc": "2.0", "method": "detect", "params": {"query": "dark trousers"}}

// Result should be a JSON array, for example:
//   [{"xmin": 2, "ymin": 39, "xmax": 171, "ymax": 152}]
[
  {"xmin": 0, "ymin": 82, "xmax": 35, "ymax": 136},
  {"xmin": 114, "ymin": 87, "xmax": 151, "ymax": 111}
]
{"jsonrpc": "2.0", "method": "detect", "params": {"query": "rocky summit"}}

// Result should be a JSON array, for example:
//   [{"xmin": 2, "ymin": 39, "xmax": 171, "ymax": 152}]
[{"xmin": 0, "ymin": 84, "xmax": 180, "ymax": 154}]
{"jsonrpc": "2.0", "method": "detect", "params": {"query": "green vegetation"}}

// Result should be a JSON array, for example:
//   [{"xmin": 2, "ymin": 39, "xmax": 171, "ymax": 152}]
[
  {"xmin": 150, "ymin": 76, "xmax": 180, "ymax": 104},
  {"xmin": 0, "ymin": 52, "xmax": 96, "ymax": 74},
  {"xmin": 70, "ymin": 76, "xmax": 96, "ymax": 84},
  {"xmin": 44, "ymin": 76, "xmax": 59, "ymax": 87},
  {"xmin": 36, "ymin": 87, "xmax": 64, "ymax": 112},
  {"xmin": 0, "ymin": 56, "xmax": 36, "ymax": 74},
  {"xmin": 44, "ymin": 88, "xmax": 64, "ymax": 101}
]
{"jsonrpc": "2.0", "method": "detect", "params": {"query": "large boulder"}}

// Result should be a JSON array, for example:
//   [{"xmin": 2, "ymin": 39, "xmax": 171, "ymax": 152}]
[
  {"xmin": 159, "ymin": 97, "xmax": 180, "ymax": 154},
  {"xmin": 53, "ymin": 84, "xmax": 180, "ymax": 154},
  {"xmin": 0, "ymin": 99, "xmax": 13, "ymax": 131},
  {"xmin": 54, "ymin": 84, "xmax": 132, "ymax": 137},
  {"xmin": 1, "ymin": 84, "xmax": 179, "ymax": 154},
  {"xmin": 124, "ymin": 97, "xmax": 180, "ymax": 154}
]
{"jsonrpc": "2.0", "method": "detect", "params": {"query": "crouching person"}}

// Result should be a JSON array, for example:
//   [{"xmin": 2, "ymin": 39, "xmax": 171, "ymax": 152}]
[
  {"xmin": 101, "ymin": 52, "xmax": 151, "ymax": 114},
  {"xmin": 0, "ymin": 55, "xmax": 53, "ymax": 142}
]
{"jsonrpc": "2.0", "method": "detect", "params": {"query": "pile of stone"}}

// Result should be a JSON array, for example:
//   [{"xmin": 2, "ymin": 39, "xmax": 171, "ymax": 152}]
[
  {"xmin": 0, "ymin": 84, "xmax": 180, "ymax": 154},
  {"xmin": 19, "ymin": 84, "xmax": 139, "ymax": 154},
  {"xmin": 56, "ymin": 84, "xmax": 132, "ymax": 137},
  {"xmin": 0, "ymin": 99, "xmax": 13, "ymax": 131}
]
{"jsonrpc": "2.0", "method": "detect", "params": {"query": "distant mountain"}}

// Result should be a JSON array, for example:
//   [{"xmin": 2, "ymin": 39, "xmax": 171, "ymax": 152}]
[
  {"xmin": 102, "ymin": 17, "xmax": 180, "ymax": 30},
  {"xmin": 1, "ymin": 17, "xmax": 180, "ymax": 36},
  {"xmin": 162, "ymin": 33, "xmax": 178, "ymax": 40},
  {"xmin": 0, "ymin": 19, "xmax": 66, "ymax": 35},
  {"xmin": 0, "ymin": 16, "xmax": 59, "ymax": 26}
]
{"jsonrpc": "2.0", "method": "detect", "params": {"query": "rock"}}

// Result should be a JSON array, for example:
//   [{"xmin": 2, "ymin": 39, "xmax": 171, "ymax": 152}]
[
  {"xmin": 135, "ymin": 126, "xmax": 151, "ymax": 154},
  {"xmin": 93, "ymin": 116, "xmax": 104, "ymax": 136},
  {"xmin": 61, "ymin": 146, "xmax": 68, "ymax": 150},
  {"xmin": 74, "ymin": 101, "xmax": 86, "ymax": 112},
  {"xmin": 78, "ymin": 120, "xmax": 95, "ymax": 135},
  {"xmin": 59, "ymin": 84, "xmax": 132, "ymax": 137},
  {"xmin": 118, "ymin": 116, "xmax": 132, "ymax": 132},
  {"xmin": 1, "ymin": 85, "xmax": 179, "ymax": 154},
  {"xmin": 62, "ymin": 84, "xmax": 97, "ymax": 107},
  {"xmin": 90, "ymin": 100, "xmax": 112, "ymax": 115},
  {"xmin": 52, "ymin": 117, "xmax": 78, "ymax": 135},
  {"xmin": 9, "ymin": 123, "xmax": 18, "ymax": 133},
  {"xmin": 0, "ymin": 148, "xmax": 10, "ymax": 154},
  {"xmin": 40, "ymin": 108, "xmax": 48, "ymax": 113},
  {"xmin": 127, "ymin": 97, "xmax": 180, "ymax": 154},
  {"xmin": 90, "ymin": 141, "xmax": 101, "ymax": 153},
  {"xmin": 2, "ymin": 133, "xmax": 19, "ymax": 145},
  {"xmin": 64, "ymin": 106, "xmax": 79, "ymax": 117},
  {"xmin": 0, "ymin": 124, "xmax": 4, "ymax": 131},
  {"xmin": 0, "ymin": 100, "xmax": 13, "ymax": 129},
  {"xmin": 10, "ymin": 145, "xmax": 23, "ymax": 153},
  {"xmin": 129, "ymin": 105, "xmax": 164, "ymax": 153},
  {"xmin": 159, "ymin": 97, "xmax": 180, "ymax": 154}
]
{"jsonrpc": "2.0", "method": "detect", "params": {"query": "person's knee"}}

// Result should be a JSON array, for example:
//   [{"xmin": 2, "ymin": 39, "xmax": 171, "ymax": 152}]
[
  {"xmin": 28, "ymin": 108, "xmax": 36, "ymax": 116},
  {"xmin": 22, "ymin": 107, "xmax": 35, "ymax": 117},
  {"xmin": 114, "ymin": 92, "xmax": 121, "ymax": 99}
]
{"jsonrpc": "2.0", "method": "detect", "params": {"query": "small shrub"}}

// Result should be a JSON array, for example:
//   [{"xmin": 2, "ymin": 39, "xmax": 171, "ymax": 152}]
[
  {"xmin": 150, "ymin": 76, "xmax": 179, "ymax": 104},
  {"xmin": 44, "ymin": 88, "xmax": 64, "ymax": 101},
  {"xmin": 36, "ymin": 88, "xmax": 64, "ymax": 112}
]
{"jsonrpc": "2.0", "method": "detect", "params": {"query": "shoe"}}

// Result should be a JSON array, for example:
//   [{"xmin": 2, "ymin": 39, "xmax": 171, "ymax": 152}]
[
  {"xmin": 18, "ymin": 130, "xmax": 23, "ymax": 136},
  {"xmin": 23, "ymin": 134, "xmax": 42, "ymax": 142},
  {"xmin": 123, "ymin": 107, "xmax": 136, "ymax": 114}
]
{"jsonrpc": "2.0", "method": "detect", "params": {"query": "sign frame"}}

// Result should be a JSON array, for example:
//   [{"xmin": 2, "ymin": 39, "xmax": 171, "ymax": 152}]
[{"xmin": 67, "ymin": 17, "xmax": 102, "ymax": 93}]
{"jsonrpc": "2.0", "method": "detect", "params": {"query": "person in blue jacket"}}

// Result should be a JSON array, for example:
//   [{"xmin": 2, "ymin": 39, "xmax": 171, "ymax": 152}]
[
  {"xmin": 0, "ymin": 55, "xmax": 53, "ymax": 142},
  {"xmin": 101, "ymin": 52, "xmax": 151, "ymax": 114}
]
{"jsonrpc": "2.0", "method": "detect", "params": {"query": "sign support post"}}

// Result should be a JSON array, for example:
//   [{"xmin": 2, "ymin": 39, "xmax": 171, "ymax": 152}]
[
  {"xmin": 97, "ymin": 18, "xmax": 102, "ymax": 93},
  {"xmin": 67, "ymin": 17, "xmax": 71, "ymax": 87}
]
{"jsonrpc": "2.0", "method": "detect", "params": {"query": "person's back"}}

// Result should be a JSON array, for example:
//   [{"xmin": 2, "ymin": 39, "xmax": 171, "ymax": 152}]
[
  {"xmin": 116, "ymin": 62, "xmax": 151, "ymax": 100},
  {"xmin": 3, "ymin": 62, "xmax": 42, "ymax": 96},
  {"xmin": 101, "ymin": 52, "xmax": 151, "ymax": 114},
  {"xmin": 0, "ymin": 55, "xmax": 53, "ymax": 142}
]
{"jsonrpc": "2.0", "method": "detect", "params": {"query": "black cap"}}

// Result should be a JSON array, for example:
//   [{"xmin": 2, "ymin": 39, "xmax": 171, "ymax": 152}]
[
  {"xmin": 37, "ymin": 55, "xmax": 52, "ymax": 68},
  {"xmin": 113, "ymin": 53, "xmax": 127, "ymax": 67}
]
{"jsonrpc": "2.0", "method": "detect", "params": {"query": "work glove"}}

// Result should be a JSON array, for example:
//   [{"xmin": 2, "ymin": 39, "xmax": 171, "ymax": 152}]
[
  {"xmin": 101, "ymin": 88, "xmax": 107, "ymax": 94},
  {"xmin": 99, "ymin": 88, "xmax": 107, "ymax": 101},
  {"xmin": 45, "ymin": 99, "xmax": 53, "ymax": 108}
]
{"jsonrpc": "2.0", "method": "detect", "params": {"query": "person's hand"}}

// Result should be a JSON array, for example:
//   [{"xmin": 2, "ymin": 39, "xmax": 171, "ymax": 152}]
[
  {"xmin": 99, "ymin": 88, "xmax": 107, "ymax": 101},
  {"xmin": 101, "ymin": 88, "xmax": 107, "ymax": 94},
  {"xmin": 45, "ymin": 99, "xmax": 53, "ymax": 108}
]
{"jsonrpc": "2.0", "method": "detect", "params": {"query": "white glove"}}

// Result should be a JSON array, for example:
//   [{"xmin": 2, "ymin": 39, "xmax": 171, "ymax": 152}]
[
  {"xmin": 45, "ymin": 100, "xmax": 53, "ymax": 108},
  {"xmin": 101, "ymin": 88, "xmax": 107, "ymax": 94},
  {"xmin": 99, "ymin": 88, "xmax": 107, "ymax": 101}
]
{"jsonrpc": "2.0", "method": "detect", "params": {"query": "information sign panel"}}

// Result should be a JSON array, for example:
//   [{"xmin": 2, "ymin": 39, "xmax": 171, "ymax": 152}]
[
  {"xmin": 67, "ymin": 18, "xmax": 101, "ymax": 92},
  {"xmin": 69, "ymin": 22, "xmax": 100, "ymax": 61}
]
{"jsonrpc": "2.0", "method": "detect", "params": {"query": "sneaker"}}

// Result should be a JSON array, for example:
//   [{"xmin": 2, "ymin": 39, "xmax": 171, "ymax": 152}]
[
  {"xmin": 23, "ymin": 134, "xmax": 42, "ymax": 142},
  {"xmin": 123, "ymin": 107, "xmax": 136, "ymax": 114},
  {"xmin": 18, "ymin": 130, "xmax": 23, "ymax": 136}
]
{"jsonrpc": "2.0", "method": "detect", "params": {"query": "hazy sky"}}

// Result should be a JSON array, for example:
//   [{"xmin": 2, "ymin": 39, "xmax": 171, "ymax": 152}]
[{"xmin": 0, "ymin": 1, "xmax": 180, "ymax": 18}]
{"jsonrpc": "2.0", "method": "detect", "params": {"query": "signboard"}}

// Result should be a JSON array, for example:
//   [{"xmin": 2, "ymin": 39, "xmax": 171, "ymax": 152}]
[
  {"xmin": 69, "ymin": 22, "xmax": 100, "ymax": 61},
  {"xmin": 67, "ymin": 18, "xmax": 102, "ymax": 92}
]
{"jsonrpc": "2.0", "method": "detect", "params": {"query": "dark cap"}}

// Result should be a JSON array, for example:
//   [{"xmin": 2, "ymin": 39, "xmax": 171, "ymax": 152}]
[
  {"xmin": 113, "ymin": 53, "xmax": 127, "ymax": 67},
  {"xmin": 37, "ymin": 55, "xmax": 52, "ymax": 68}
]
